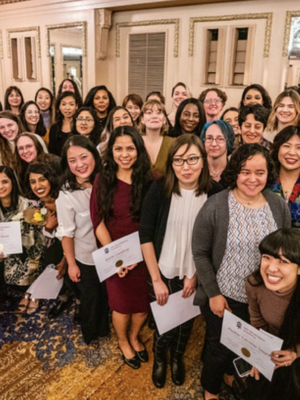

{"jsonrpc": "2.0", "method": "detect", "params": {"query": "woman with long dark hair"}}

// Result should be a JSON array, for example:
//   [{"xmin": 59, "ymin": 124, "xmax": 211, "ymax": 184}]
[
  {"xmin": 245, "ymin": 229, "xmax": 300, "ymax": 399},
  {"xmin": 239, "ymin": 84, "xmax": 272, "ymax": 111},
  {"xmin": 140, "ymin": 134, "xmax": 222, "ymax": 388},
  {"xmin": 35, "ymin": 87, "xmax": 56, "ymax": 130},
  {"xmin": 171, "ymin": 98, "xmax": 206, "ymax": 138},
  {"xmin": 56, "ymin": 135, "xmax": 109, "ymax": 344},
  {"xmin": 19, "ymin": 101, "xmax": 48, "ymax": 147},
  {"xmin": 72, "ymin": 107, "xmax": 103, "ymax": 146},
  {"xmin": 4, "ymin": 86, "xmax": 24, "ymax": 114},
  {"xmin": 48, "ymin": 91, "xmax": 78, "ymax": 156},
  {"xmin": 57, "ymin": 78, "xmax": 83, "ymax": 108},
  {"xmin": 90, "ymin": 126, "xmax": 152, "ymax": 369},
  {"xmin": 84, "ymin": 85, "xmax": 116, "ymax": 135}
]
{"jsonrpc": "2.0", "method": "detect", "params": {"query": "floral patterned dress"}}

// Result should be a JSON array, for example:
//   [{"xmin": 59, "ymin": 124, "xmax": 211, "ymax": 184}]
[
  {"xmin": 1, "ymin": 196, "xmax": 45, "ymax": 286},
  {"xmin": 270, "ymin": 176, "xmax": 300, "ymax": 228}
]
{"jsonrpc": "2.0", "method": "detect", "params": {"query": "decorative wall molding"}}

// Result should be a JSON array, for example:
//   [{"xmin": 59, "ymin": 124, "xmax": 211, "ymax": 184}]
[
  {"xmin": 115, "ymin": 18, "xmax": 179, "ymax": 58},
  {"xmin": 46, "ymin": 21, "xmax": 87, "ymax": 57},
  {"xmin": 95, "ymin": 9, "xmax": 112, "ymax": 60},
  {"xmin": 0, "ymin": 30, "xmax": 3, "ymax": 59},
  {"xmin": 189, "ymin": 13, "xmax": 273, "ymax": 58},
  {"xmin": 283, "ymin": 11, "xmax": 300, "ymax": 57},
  {"xmin": 0, "ymin": 0, "xmax": 27, "ymax": 4},
  {"xmin": 7, "ymin": 26, "xmax": 41, "ymax": 57}
]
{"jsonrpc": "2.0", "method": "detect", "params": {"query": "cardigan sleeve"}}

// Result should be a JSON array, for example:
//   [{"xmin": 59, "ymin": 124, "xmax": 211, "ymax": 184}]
[
  {"xmin": 192, "ymin": 196, "xmax": 221, "ymax": 301},
  {"xmin": 139, "ymin": 180, "xmax": 162, "ymax": 245}
]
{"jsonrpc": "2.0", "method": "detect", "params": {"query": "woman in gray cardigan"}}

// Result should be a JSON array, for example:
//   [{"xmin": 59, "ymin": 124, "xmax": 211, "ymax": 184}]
[{"xmin": 192, "ymin": 144, "xmax": 291, "ymax": 400}]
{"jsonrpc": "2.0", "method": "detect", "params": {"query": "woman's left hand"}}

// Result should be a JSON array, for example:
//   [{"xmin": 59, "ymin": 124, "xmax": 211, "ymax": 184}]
[
  {"xmin": 182, "ymin": 275, "xmax": 197, "ymax": 298},
  {"xmin": 271, "ymin": 350, "xmax": 297, "ymax": 369},
  {"xmin": 55, "ymin": 259, "xmax": 67, "ymax": 279},
  {"xmin": 117, "ymin": 264, "xmax": 137, "ymax": 278},
  {"xmin": 45, "ymin": 211, "xmax": 58, "ymax": 231}
]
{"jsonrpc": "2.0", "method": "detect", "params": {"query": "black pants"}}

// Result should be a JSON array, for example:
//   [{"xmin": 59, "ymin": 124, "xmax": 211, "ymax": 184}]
[
  {"xmin": 72, "ymin": 260, "xmax": 109, "ymax": 344},
  {"xmin": 200, "ymin": 296, "xmax": 249, "ymax": 395},
  {"xmin": 153, "ymin": 275, "xmax": 194, "ymax": 361}
]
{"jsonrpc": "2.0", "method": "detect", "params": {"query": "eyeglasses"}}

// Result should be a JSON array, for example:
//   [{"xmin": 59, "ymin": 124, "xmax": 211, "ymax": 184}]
[
  {"xmin": 204, "ymin": 137, "xmax": 226, "ymax": 144},
  {"xmin": 172, "ymin": 156, "xmax": 202, "ymax": 166},
  {"xmin": 203, "ymin": 99, "xmax": 222, "ymax": 104},
  {"xmin": 26, "ymin": 111, "xmax": 40, "ymax": 115},
  {"xmin": 76, "ymin": 118, "xmax": 94, "ymax": 124}
]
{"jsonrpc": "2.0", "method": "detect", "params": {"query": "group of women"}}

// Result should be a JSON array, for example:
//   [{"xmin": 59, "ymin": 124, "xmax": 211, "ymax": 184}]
[{"xmin": 0, "ymin": 79, "xmax": 300, "ymax": 400}]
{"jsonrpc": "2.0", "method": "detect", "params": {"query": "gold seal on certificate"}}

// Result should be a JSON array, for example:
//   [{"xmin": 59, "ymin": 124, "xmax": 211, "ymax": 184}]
[
  {"xmin": 0, "ymin": 243, "xmax": 4, "ymax": 252},
  {"xmin": 115, "ymin": 260, "xmax": 123, "ymax": 268},
  {"xmin": 241, "ymin": 347, "xmax": 251, "ymax": 358}
]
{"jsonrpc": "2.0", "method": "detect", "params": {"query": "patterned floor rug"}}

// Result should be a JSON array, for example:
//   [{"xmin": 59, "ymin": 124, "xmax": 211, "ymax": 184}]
[{"xmin": 0, "ymin": 288, "xmax": 236, "ymax": 400}]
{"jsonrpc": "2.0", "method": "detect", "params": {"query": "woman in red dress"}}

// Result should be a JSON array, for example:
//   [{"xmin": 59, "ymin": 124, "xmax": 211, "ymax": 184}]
[{"xmin": 90, "ymin": 126, "xmax": 153, "ymax": 369}]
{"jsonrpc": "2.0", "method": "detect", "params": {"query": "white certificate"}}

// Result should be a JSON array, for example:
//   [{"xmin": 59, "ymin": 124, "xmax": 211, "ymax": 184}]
[
  {"xmin": 27, "ymin": 267, "xmax": 63, "ymax": 299},
  {"xmin": 92, "ymin": 231, "xmax": 143, "ymax": 282},
  {"xmin": 151, "ymin": 291, "xmax": 201, "ymax": 335},
  {"xmin": 0, "ymin": 221, "xmax": 22, "ymax": 255},
  {"xmin": 221, "ymin": 310, "xmax": 283, "ymax": 381}
]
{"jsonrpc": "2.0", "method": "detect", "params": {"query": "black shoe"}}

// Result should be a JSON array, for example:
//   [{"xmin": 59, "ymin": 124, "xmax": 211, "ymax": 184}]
[
  {"xmin": 119, "ymin": 348, "xmax": 140, "ymax": 370},
  {"xmin": 171, "ymin": 355, "xmax": 185, "ymax": 385},
  {"xmin": 152, "ymin": 357, "xmax": 167, "ymax": 388},
  {"xmin": 74, "ymin": 302, "xmax": 81, "ymax": 323},
  {"xmin": 135, "ymin": 348, "xmax": 149, "ymax": 363},
  {"xmin": 48, "ymin": 297, "xmax": 73, "ymax": 319}
]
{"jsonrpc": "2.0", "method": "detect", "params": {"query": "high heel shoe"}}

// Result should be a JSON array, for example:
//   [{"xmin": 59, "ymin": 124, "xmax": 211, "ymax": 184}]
[
  {"xmin": 27, "ymin": 298, "xmax": 39, "ymax": 314},
  {"xmin": 17, "ymin": 293, "xmax": 30, "ymax": 312},
  {"xmin": 119, "ymin": 347, "xmax": 140, "ymax": 370}
]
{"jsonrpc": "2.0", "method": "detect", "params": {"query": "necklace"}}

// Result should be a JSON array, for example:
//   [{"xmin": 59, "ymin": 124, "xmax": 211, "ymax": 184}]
[
  {"xmin": 283, "ymin": 190, "xmax": 292, "ymax": 203},
  {"xmin": 233, "ymin": 190, "xmax": 263, "ymax": 207},
  {"xmin": 209, "ymin": 168, "xmax": 224, "ymax": 180}
]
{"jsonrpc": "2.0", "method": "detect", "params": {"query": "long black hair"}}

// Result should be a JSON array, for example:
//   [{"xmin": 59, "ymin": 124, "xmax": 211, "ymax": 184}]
[
  {"xmin": 97, "ymin": 126, "xmax": 152, "ymax": 221},
  {"xmin": 57, "ymin": 78, "xmax": 82, "ymax": 108},
  {"xmin": 60, "ymin": 135, "xmax": 101, "ymax": 191},
  {"xmin": 55, "ymin": 91, "xmax": 78, "ymax": 129},
  {"xmin": 0, "ymin": 165, "xmax": 20, "ymax": 210},
  {"xmin": 72, "ymin": 106, "xmax": 103, "ymax": 146},
  {"xmin": 248, "ymin": 229, "xmax": 300, "ymax": 352},
  {"xmin": 171, "ymin": 98, "xmax": 206, "ymax": 138},
  {"xmin": 19, "ymin": 101, "xmax": 47, "ymax": 137},
  {"xmin": 270, "ymin": 126, "xmax": 300, "ymax": 173},
  {"xmin": 4, "ymin": 86, "xmax": 24, "ymax": 111},
  {"xmin": 83, "ymin": 85, "xmax": 116, "ymax": 117}
]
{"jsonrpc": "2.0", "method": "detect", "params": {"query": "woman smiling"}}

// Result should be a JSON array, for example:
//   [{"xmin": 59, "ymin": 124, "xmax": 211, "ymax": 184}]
[{"xmin": 171, "ymin": 98, "xmax": 206, "ymax": 138}]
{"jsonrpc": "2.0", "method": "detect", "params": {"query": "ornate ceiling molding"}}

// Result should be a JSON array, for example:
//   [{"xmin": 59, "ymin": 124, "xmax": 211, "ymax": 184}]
[
  {"xmin": 283, "ymin": 11, "xmax": 300, "ymax": 57},
  {"xmin": 7, "ymin": 26, "xmax": 41, "ymax": 57},
  {"xmin": 189, "ymin": 12, "xmax": 273, "ymax": 58},
  {"xmin": 115, "ymin": 18, "xmax": 179, "ymax": 58},
  {"xmin": 46, "ymin": 21, "xmax": 87, "ymax": 57}
]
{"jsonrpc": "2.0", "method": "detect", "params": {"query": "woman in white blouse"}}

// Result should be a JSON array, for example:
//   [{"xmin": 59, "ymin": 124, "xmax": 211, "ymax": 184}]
[
  {"xmin": 140, "ymin": 134, "xmax": 222, "ymax": 389},
  {"xmin": 56, "ymin": 135, "xmax": 109, "ymax": 345}
]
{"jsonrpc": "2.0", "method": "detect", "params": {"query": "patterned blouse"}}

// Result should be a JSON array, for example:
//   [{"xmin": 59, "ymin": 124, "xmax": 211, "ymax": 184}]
[
  {"xmin": 270, "ymin": 176, "xmax": 300, "ymax": 229},
  {"xmin": 216, "ymin": 191, "xmax": 277, "ymax": 303}
]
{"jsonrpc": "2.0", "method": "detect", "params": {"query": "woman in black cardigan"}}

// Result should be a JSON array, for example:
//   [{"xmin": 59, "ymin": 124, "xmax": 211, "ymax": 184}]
[{"xmin": 140, "ymin": 134, "xmax": 222, "ymax": 389}]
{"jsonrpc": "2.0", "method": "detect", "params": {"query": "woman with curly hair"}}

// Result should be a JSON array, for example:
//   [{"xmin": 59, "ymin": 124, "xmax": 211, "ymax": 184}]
[
  {"xmin": 265, "ymin": 90, "xmax": 300, "ymax": 143},
  {"xmin": 270, "ymin": 126, "xmax": 300, "ymax": 228},
  {"xmin": 139, "ymin": 99, "xmax": 173, "ymax": 175},
  {"xmin": 239, "ymin": 84, "xmax": 272, "ymax": 111},
  {"xmin": 4, "ymin": 86, "xmax": 24, "ymax": 114},
  {"xmin": 19, "ymin": 101, "xmax": 49, "ymax": 147},
  {"xmin": 245, "ymin": 229, "xmax": 300, "ymax": 400},
  {"xmin": 171, "ymin": 98, "xmax": 206, "ymax": 138},
  {"xmin": 35, "ymin": 87, "xmax": 56, "ymax": 130},
  {"xmin": 84, "ymin": 85, "xmax": 116, "ymax": 135},
  {"xmin": 199, "ymin": 88, "xmax": 227, "ymax": 123},
  {"xmin": 192, "ymin": 144, "xmax": 291, "ymax": 400},
  {"xmin": 90, "ymin": 126, "xmax": 153, "ymax": 369},
  {"xmin": 49, "ymin": 91, "xmax": 78, "ymax": 156}
]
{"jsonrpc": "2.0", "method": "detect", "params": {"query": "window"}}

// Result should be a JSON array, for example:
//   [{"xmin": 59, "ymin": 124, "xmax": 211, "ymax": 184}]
[
  {"xmin": 11, "ymin": 38, "xmax": 20, "ymax": 80},
  {"xmin": 230, "ymin": 28, "xmax": 250, "ymax": 86},
  {"xmin": 205, "ymin": 29, "xmax": 218, "ymax": 84},
  {"xmin": 24, "ymin": 37, "xmax": 37, "ymax": 80},
  {"xmin": 128, "ymin": 32, "xmax": 165, "ymax": 99}
]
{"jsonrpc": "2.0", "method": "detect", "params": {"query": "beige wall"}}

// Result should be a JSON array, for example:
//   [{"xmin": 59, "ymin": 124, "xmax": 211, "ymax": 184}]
[{"xmin": 0, "ymin": 0, "xmax": 299, "ymax": 110}]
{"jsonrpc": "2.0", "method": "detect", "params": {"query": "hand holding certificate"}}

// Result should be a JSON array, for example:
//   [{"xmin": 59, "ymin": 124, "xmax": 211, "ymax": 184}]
[
  {"xmin": 92, "ymin": 231, "xmax": 144, "ymax": 282},
  {"xmin": 0, "ymin": 221, "xmax": 22, "ymax": 255},
  {"xmin": 221, "ymin": 310, "xmax": 283, "ymax": 381}
]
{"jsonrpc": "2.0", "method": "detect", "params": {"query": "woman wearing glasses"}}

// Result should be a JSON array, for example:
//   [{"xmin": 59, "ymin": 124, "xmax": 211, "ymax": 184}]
[
  {"xmin": 198, "ymin": 89, "xmax": 227, "ymax": 123},
  {"xmin": 200, "ymin": 120, "xmax": 235, "ymax": 183},
  {"xmin": 140, "ymin": 134, "xmax": 222, "ymax": 389},
  {"xmin": 72, "ymin": 107, "xmax": 103, "ymax": 146}
]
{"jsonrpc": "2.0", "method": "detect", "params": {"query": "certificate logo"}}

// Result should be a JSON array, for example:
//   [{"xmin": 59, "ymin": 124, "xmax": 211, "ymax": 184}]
[
  {"xmin": 104, "ymin": 247, "xmax": 109, "ymax": 254},
  {"xmin": 115, "ymin": 260, "xmax": 123, "ymax": 268},
  {"xmin": 241, "ymin": 347, "xmax": 251, "ymax": 358}
]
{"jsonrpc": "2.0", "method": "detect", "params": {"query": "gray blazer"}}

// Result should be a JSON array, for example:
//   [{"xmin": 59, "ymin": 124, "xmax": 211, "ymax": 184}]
[{"xmin": 192, "ymin": 189, "xmax": 291, "ymax": 306}]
